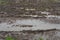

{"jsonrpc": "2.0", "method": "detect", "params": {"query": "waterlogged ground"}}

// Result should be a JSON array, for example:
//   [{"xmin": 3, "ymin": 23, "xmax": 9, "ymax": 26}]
[{"xmin": 0, "ymin": 18, "xmax": 60, "ymax": 31}]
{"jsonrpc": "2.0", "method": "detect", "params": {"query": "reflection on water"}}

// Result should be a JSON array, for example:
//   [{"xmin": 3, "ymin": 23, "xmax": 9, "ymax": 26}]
[{"xmin": 0, "ymin": 18, "xmax": 60, "ymax": 31}]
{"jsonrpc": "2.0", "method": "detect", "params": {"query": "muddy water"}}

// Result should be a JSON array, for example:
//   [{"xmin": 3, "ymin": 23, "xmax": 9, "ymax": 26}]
[{"xmin": 0, "ymin": 18, "xmax": 60, "ymax": 31}]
